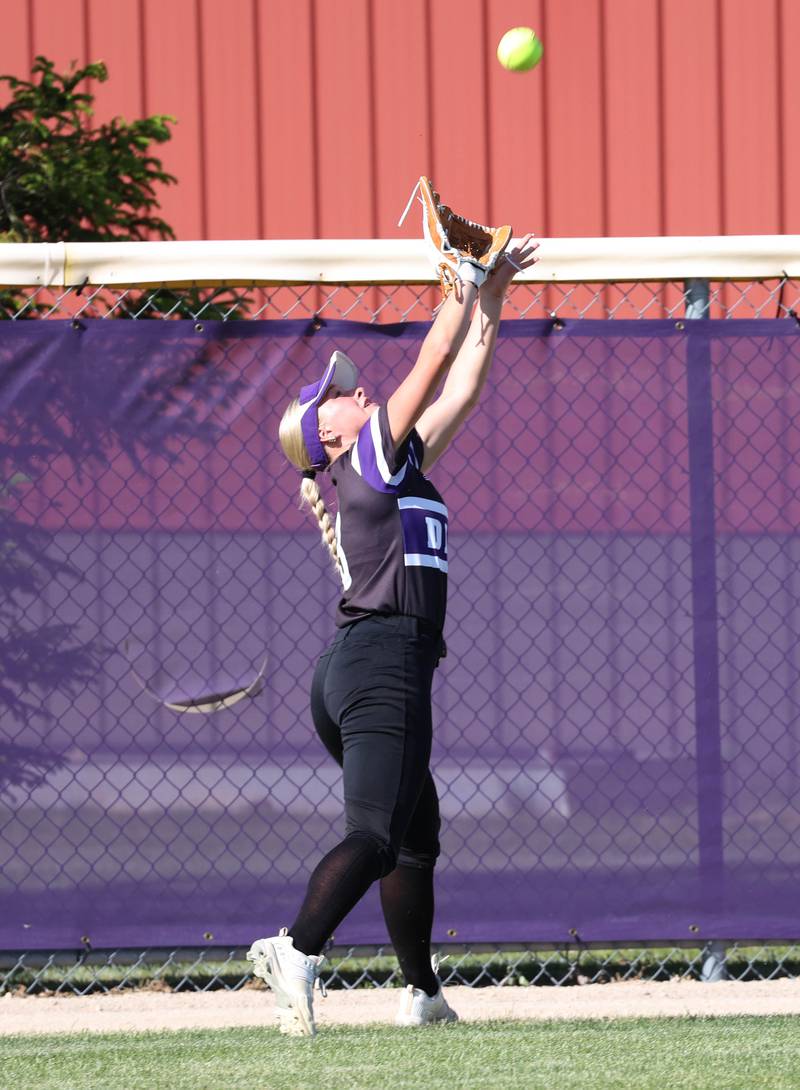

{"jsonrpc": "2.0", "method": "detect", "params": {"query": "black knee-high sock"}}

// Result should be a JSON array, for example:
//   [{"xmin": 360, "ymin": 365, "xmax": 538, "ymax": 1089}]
[
  {"xmin": 288, "ymin": 835, "xmax": 384, "ymax": 956},
  {"xmin": 380, "ymin": 864, "xmax": 439, "ymax": 996}
]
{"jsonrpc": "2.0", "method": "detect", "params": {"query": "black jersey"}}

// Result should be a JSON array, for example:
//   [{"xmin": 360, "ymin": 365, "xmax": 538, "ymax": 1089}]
[{"xmin": 329, "ymin": 403, "xmax": 448, "ymax": 631}]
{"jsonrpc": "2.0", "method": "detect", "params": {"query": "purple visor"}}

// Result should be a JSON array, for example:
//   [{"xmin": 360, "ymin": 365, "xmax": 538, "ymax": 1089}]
[{"xmin": 299, "ymin": 350, "xmax": 359, "ymax": 470}]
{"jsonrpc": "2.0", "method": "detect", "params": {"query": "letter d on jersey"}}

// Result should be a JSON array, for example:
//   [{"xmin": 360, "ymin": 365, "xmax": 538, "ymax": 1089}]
[
  {"xmin": 426, "ymin": 516, "xmax": 443, "ymax": 550},
  {"xmin": 398, "ymin": 496, "xmax": 449, "ymax": 573}
]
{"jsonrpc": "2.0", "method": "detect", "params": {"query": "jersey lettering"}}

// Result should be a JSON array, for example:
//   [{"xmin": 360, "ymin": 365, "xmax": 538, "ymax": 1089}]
[
  {"xmin": 426, "ymin": 517, "xmax": 442, "ymax": 551},
  {"xmin": 398, "ymin": 497, "xmax": 448, "ymax": 573}
]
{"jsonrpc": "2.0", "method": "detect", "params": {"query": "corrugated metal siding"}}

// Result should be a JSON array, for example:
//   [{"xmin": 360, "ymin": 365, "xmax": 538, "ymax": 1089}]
[{"xmin": 1, "ymin": 0, "xmax": 797, "ymax": 241}]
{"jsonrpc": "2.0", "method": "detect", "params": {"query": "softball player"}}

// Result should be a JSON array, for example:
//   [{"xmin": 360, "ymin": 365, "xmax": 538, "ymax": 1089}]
[{"xmin": 248, "ymin": 232, "xmax": 539, "ymax": 1036}]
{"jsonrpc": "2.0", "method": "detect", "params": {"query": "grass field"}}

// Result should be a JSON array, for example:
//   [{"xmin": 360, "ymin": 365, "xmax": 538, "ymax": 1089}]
[{"xmin": 3, "ymin": 1016, "xmax": 799, "ymax": 1090}]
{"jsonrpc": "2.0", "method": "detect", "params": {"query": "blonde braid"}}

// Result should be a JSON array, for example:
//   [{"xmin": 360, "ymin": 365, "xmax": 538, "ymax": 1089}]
[
  {"xmin": 300, "ymin": 475, "xmax": 342, "ymax": 582},
  {"xmin": 279, "ymin": 395, "xmax": 343, "ymax": 583}
]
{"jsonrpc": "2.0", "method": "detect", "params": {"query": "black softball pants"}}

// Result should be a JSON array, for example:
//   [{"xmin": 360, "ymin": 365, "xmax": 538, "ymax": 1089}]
[{"xmin": 287, "ymin": 614, "xmax": 443, "ymax": 993}]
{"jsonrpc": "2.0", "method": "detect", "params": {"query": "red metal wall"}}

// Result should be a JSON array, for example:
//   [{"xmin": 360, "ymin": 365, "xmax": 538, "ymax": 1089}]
[{"xmin": 1, "ymin": 0, "xmax": 797, "ymax": 242}]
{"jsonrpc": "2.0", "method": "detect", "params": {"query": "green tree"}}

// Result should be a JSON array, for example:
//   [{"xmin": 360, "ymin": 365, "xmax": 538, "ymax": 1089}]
[
  {"xmin": 0, "ymin": 58, "xmax": 178, "ymax": 762},
  {"xmin": 0, "ymin": 55, "xmax": 176, "ymax": 242}
]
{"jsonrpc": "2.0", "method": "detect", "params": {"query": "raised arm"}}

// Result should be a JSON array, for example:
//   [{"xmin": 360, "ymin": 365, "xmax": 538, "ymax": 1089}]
[
  {"xmin": 385, "ymin": 275, "xmax": 479, "ymax": 447},
  {"xmin": 416, "ymin": 235, "xmax": 539, "ymax": 470}
]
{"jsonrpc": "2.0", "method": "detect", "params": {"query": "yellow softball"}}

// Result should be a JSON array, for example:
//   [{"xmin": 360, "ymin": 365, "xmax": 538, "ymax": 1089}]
[{"xmin": 497, "ymin": 26, "xmax": 543, "ymax": 72}]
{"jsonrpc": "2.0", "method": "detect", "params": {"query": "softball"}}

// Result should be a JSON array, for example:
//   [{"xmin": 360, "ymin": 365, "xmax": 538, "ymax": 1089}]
[{"xmin": 497, "ymin": 26, "xmax": 543, "ymax": 72}]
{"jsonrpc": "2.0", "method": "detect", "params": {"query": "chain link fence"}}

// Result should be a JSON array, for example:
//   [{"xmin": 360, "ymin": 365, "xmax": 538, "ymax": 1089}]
[
  {"xmin": 2, "ymin": 275, "xmax": 799, "ymax": 994},
  {"xmin": 3, "ymin": 942, "xmax": 800, "ymax": 997},
  {"xmin": 2, "ymin": 276, "xmax": 799, "ymax": 323}
]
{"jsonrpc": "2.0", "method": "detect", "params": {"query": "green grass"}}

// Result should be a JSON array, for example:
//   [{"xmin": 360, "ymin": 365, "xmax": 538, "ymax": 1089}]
[{"xmin": 3, "ymin": 1016, "xmax": 800, "ymax": 1090}]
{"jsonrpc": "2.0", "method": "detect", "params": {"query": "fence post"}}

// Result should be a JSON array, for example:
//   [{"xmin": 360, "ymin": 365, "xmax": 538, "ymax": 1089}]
[
  {"xmin": 684, "ymin": 278, "xmax": 728, "ymax": 981},
  {"xmin": 701, "ymin": 939, "xmax": 728, "ymax": 982}
]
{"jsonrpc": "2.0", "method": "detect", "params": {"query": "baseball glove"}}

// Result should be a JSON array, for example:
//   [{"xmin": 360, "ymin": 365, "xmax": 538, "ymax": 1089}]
[{"xmin": 399, "ymin": 176, "xmax": 513, "ymax": 296}]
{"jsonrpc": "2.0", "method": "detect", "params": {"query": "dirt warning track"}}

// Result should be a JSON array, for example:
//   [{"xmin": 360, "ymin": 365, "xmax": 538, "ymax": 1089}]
[{"xmin": 3, "ymin": 978, "xmax": 800, "ymax": 1036}]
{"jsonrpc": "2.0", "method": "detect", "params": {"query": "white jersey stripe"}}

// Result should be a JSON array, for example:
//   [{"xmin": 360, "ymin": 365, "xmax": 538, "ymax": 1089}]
[
  {"xmin": 370, "ymin": 410, "xmax": 407, "ymax": 486},
  {"xmin": 397, "ymin": 496, "xmax": 448, "ymax": 518},
  {"xmin": 404, "ymin": 553, "xmax": 449, "ymax": 573},
  {"xmin": 335, "ymin": 510, "xmax": 352, "ymax": 590}
]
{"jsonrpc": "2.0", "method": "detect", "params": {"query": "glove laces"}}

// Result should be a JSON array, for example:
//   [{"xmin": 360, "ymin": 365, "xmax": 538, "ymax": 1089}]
[{"xmin": 397, "ymin": 177, "xmax": 422, "ymax": 227}]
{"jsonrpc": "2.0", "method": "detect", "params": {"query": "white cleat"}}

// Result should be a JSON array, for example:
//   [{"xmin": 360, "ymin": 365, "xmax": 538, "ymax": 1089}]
[
  {"xmin": 274, "ymin": 997, "xmax": 303, "ymax": 1037},
  {"xmin": 247, "ymin": 927, "xmax": 325, "ymax": 1037},
  {"xmin": 395, "ymin": 983, "xmax": 459, "ymax": 1027}
]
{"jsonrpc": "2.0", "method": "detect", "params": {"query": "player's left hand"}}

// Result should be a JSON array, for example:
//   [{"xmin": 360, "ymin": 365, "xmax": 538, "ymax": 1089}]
[{"xmin": 481, "ymin": 233, "xmax": 539, "ymax": 298}]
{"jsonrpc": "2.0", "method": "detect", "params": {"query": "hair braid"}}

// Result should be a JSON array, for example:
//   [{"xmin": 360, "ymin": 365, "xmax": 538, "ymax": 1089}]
[
  {"xmin": 300, "ymin": 475, "xmax": 342, "ymax": 582},
  {"xmin": 278, "ymin": 395, "xmax": 343, "ymax": 584}
]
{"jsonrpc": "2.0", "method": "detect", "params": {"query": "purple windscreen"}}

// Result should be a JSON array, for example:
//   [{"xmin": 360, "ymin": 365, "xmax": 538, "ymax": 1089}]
[{"xmin": 1, "ymin": 316, "xmax": 799, "ymax": 950}]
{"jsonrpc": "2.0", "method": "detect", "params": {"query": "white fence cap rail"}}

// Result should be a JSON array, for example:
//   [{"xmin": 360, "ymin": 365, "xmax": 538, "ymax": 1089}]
[{"xmin": 0, "ymin": 236, "xmax": 799, "ymax": 288}]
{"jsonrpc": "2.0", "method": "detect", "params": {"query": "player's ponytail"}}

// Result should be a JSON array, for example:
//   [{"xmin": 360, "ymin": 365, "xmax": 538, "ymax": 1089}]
[
  {"xmin": 300, "ymin": 472, "xmax": 342, "ymax": 580},
  {"xmin": 279, "ymin": 397, "xmax": 343, "ymax": 582}
]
